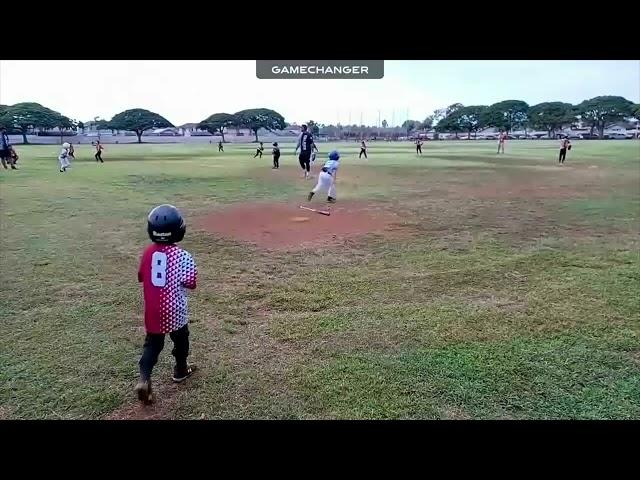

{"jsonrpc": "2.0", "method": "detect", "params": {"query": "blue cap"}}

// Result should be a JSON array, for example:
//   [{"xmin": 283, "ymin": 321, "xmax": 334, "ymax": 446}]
[{"xmin": 329, "ymin": 150, "xmax": 340, "ymax": 160}]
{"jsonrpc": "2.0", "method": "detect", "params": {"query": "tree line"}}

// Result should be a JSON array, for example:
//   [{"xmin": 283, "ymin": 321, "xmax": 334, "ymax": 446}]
[
  {"xmin": 400, "ymin": 96, "xmax": 640, "ymax": 140},
  {"xmin": 0, "ymin": 104, "xmax": 287, "ymax": 144},
  {"xmin": 1, "ymin": 96, "xmax": 638, "ymax": 144}
]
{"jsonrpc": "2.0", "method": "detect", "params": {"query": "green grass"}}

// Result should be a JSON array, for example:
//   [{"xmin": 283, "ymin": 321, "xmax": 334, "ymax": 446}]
[{"xmin": 1, "ymin": 140, "xmax": 638, "ymax": 419}]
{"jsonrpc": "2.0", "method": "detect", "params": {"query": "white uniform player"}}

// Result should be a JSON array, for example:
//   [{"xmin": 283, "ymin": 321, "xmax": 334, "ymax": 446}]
[
  {"xmin": 59, "ymin": 142, "xmax": 71, "ymax": 172},
  {"xmin": 307, "ymin": 150, "xmax": 340, "ymax": 203}
]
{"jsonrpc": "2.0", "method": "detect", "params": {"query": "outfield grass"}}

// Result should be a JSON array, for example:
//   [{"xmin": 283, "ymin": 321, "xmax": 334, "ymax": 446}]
[{"xmin": 1, "ymin": 140, "xmax": 638, "ymax": 419}]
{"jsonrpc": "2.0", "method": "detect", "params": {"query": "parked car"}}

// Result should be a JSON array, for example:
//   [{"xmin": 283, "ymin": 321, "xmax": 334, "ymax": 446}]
[
  {"xmin": 579, "ymin": 133, "xmax": 599, "ymax": 139},
  {"xmin": 605, "ymin": 132, "xmax": 628, "ymax": 140}
]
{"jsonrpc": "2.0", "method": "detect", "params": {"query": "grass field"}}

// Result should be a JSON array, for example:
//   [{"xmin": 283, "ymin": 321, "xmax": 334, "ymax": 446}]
[{"xmin": 1, "ymin": 140, "xmax": 639, "ymax": 419}]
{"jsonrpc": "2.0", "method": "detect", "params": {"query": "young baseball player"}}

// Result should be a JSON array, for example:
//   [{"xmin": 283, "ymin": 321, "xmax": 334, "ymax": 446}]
[
  {"xmin": 416, "ymin": 139, "xmax": 423, "ymax": 155},
  {"xmin": 9, "ymin": 146, "xmax": 19, "ymax": 167},
  {"xmin": 218, "ymin": 141, "xmax": 224, "ymax": 152},
  {"xmin": 307, "ymin": 150, "xmax": 340, "ymax": 203},
  {"xmin": 58, "ymin": 142, "xmax": 72, "ymax": 172},
  {"xmin": 497, "ymin": 131, "xmax": 507, "ymax": 154},
  {"xmin": 558, "ymin": 136, "xmax": 571, "ymax": 164},
  {"xmin": 359, "ymin": 140, "xmax": 368, "ymax": 159},
  {"xmin": 94, "ymin": 140, "xmax": 104, "ymax": 162},
  {"xmin": 272, "ymin": 142, "xmax": 280, "ymax": 169},
  {"xmin": 0, "ymin": 127, "xmax": 15, "ymax": 170},
  {"xmin": 254, "ymin": 142, "xmax": 264, "ymax": 158},
  {"xmin": 135, "ymin": 204, "xmax": 198, "ymax": 405}
]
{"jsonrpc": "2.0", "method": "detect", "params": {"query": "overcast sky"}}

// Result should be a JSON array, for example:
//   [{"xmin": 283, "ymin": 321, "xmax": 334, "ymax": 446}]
[{"xmin": 1, "ymin": 60, "xmax": 638, "ymax": 127}]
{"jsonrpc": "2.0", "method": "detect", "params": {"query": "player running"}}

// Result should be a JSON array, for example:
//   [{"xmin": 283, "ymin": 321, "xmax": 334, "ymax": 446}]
[
  {"xmin": 58, "ymin": 142, "xmax": 72, "ymax": 172},
  {"xmin": 272, "ymin": 142, "xmax": 281, "ymax": 169},
  {"xmin": 359, "ymin": 140, "xmax": 368, "ymax": 159},
  {"xmin": 558, "ymin": 136, "xmax": 571, "ymax": 165},
  {"xmin": 294, "ymin": 124, "xmax": 314, "ymax": 179},
  {"xmin": 68, "ymin": 143, "xmax": 75, "ymax": 161},
  {"xmin": 0, "ymin": 127, "xmax": 16, "ymax": 170},
  {"xmin": 254, "ymin": 142, "xmax": 264, "ymax": 158},
  {"xmin": 307, "ymin": 150, "xmax": 340, "ymax": 204},
  {"xmin": 135, "ymin": 204, "xmax": 198, "ymax": 405},
  {"xmin": 94, "ymin": 140, "xmax": 104, "ymax": 163},
  {"xmin": 218, "ymin": 141, "xmax": 224, "ymax": 152}
]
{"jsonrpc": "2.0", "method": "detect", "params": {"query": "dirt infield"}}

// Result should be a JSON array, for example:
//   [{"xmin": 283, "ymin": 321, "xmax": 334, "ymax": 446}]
[{"xmin": 196, "ymin": 201, "xmax": 399, "ymax": 249}]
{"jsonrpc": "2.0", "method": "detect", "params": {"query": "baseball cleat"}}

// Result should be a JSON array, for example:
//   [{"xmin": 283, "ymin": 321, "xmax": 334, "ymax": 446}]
[
  {"xmin": 135, "ymin": 379, "xmax": 154, "ymax": 405},
  {"xmin": 172, "ymin": 364, "xmax": 197, "ymax": 383}
]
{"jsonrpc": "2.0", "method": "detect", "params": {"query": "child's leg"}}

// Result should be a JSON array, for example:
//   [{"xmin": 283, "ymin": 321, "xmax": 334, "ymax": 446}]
[
  {"xmin": 313, "ymin": 172, "xmax": 332, "ymax": 194},
  {"xmin": 139, "ymin": 333, "xmax": 166, "ymax": 381},
  {"xmin": 169, "ymin": 325, "xmax": 191, "ymax": 379},
  {"xmin": 308, "ymin": 171, "xmax": 331, "ymax": 200},
  {"xmin": 328, "ymin": 177, "xmax": 337, "ymax": 200}
]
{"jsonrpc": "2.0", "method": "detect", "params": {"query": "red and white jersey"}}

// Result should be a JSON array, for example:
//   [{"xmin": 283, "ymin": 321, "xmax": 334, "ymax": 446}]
[{"xmin": 138, "ymin": 243, "xmax": 197, "ymax": 334}]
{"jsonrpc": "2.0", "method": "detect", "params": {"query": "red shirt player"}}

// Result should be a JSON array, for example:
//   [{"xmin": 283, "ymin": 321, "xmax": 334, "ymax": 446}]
[{"xmin": 135, "ymin": 204, "xmax": 197, "ymax": 404}]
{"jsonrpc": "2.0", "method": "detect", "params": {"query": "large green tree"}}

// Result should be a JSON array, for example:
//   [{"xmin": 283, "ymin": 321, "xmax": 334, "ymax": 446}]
[
  {"xmin": 234, "ymin": 108, "xmax": 286, "ymax": 142},
  {"xmin": 108, "ymin": 108, "xmax": 173, "ymax": 143},
  {"xmin": 402, "ymin": 119, "xmax": 421, "ymax": 135},
  {"xmin": 454, "ymin": 105, "xmax": 487, "ymax": 139},
  {"xmin": 482, "ymin": 100, "xmax": 529, "ymax": 133},
  {"xmin": 198, "ymin": 113, "xmax": 237, "ymax": 142},
  {"xmin": 0, "ymin": 102, "xmax": 72, "ymax": 144},
  {"xmin": 307, "ymin": 120, "xmax": 320, "ymax": 136},
  {"xmin": 576, "ymin": 96, "xmax": 635, "ymax": 138},
  {"xmin": 421, "ymin": 115, "xmax": 434, "ymax": 130},
  {"xmin": 435, "ymin": 112, "xmax": 463, "ymax": 138},
  {"xmin": 529, "ymin": 102, "xmax": 576, "ymax": 138}
]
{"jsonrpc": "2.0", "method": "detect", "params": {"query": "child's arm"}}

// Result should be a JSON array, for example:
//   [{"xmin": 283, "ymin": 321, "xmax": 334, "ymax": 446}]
[
  {"xmin": 137, "ymin": 254, "xmax": 144, "ymax": 283},
  {"xmin": 182, "ymin": 252, "xmax": 197, "ymax": 290}
]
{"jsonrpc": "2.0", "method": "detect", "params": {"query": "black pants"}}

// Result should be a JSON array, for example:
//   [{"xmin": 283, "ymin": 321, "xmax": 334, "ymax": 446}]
[
  {"xmin": 254, "ymin": 149, "xmax": 263, "ymax": 158},
  {"xmin": 95, "ymin": 151, "xmax": 103, "ymax": 162},
  {"xmin": 273, "ymin": 154, "xmax": 280, "ymax": 168},
  {"xmin": 299, "ymin": 152, "xmax": 311, "ymax": 172},
  {"xmin": 218, "ymin": 145, "xmax": 223, "ymax": 152},
  {"xmin": 416, "ymin": 145, "xmax": 422, "ymax": 154},
  {"xmin": 139, "ymin": 324, "xmax": 189, "ymax": 381},
  {"xmin": 559, "ymin": 148, "xmax": 567, "ymax": 163},
  {"xmin": 359, "ymin": 148, "xmax": 367, "ymax": 159}
]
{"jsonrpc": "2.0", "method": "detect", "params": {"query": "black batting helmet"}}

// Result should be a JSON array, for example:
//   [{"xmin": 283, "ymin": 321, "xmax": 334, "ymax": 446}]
[{"xmin": 147, "ymin": 204, "xmax": 186, "ymax": 243}]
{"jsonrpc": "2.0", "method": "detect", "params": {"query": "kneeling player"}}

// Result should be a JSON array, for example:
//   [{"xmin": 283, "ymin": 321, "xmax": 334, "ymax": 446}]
[
  {"xmin": 135, "ymin": 204, "xmax": 198, "ymax": 405},
  {"xmin": 308, "ymin": 150, "xmax": 340, "ymax": 203}
]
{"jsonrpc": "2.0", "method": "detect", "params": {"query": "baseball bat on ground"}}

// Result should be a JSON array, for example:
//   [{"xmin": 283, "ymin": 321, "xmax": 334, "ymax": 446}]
[{"xmin": 299, "ymin": 205, "xmax": 331, "ymax": 216}]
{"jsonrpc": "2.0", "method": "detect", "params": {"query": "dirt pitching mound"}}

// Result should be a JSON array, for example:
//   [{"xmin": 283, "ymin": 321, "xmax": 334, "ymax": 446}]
[{"xmin": 196, "ymin": 201, "xmax": 399, "ymax": 249}]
